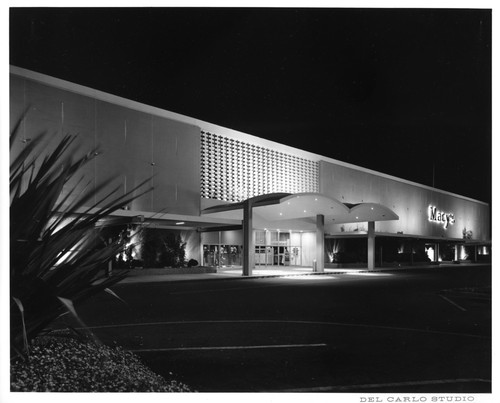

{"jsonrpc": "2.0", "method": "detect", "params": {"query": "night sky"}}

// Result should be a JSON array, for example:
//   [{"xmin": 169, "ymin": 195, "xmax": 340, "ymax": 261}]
[{"xmin": 9, "ymin": 7, "xmax": 492, "ymax": 203}]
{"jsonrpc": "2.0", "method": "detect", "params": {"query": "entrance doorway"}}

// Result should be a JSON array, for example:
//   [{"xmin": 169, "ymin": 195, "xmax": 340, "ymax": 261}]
[{"xmin": 254, "ymin": 230, "xmax": 302, "ymax": 267}]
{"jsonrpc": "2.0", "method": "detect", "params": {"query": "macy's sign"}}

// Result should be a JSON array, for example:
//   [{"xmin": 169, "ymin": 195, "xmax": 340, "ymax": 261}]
[{"xmin": 428, "ymin": 205, "xmax": 455, "ymax": 229}]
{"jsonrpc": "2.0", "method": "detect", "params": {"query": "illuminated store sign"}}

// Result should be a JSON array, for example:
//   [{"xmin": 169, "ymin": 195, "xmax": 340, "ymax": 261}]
[{"xmin": 428, "ymin": 206, "xmax": 455, "ymax": 229}]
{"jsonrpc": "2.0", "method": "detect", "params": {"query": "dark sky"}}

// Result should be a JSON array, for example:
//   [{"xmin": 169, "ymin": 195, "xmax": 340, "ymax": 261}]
[{"xmin": 9, "ymin": 7, "xmax": 492, "ymax": 203}]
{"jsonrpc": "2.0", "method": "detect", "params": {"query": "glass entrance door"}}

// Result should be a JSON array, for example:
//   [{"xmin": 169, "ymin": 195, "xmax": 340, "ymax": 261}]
[
  {"xmin": 254, "ymin": 230, "xmax": 303, "ymax": 267},
  {"xmin": 289, "ymin": 246, "xmax": 301, "ymax": 266},
  {"xmin": 272, "ymin": 246, "xmax": 290, "ymax": 266}
]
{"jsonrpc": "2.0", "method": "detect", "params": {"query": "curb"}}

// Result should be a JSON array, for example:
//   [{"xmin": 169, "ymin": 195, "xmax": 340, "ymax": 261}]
[{"xmin": 117, "ymin": 263, "xmax": 491, "ymax": 285}]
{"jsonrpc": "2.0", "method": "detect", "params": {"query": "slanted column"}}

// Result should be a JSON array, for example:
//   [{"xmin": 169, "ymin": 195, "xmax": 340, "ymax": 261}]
[
  {"xmin": 367, "ymin": 221, "xmax": 375, "ymax": 270},
  {"xmin": 316, "ymin": 214, "xmax": 325, "ymax": 273},
  {"xmin": 243, "ymin": 199, "xmax": 254, "ymax": 276}
]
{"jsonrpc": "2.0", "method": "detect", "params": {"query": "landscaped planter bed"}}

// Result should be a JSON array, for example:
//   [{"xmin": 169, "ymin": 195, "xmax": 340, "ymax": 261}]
[{"xmin": 11, "ymin": 334, "xmax": 194, "ymax": 392}]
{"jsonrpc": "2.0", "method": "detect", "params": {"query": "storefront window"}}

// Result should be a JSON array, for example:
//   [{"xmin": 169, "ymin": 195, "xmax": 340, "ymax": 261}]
[{"xmin": 203, "ymin": 244, "xmax": 242, "ymax": 267}]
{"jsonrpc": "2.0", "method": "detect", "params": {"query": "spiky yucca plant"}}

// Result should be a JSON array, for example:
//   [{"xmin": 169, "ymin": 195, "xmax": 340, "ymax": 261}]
[{"xmin": 10, "ymin": 115, "xmax": 151, "ymax": 358}]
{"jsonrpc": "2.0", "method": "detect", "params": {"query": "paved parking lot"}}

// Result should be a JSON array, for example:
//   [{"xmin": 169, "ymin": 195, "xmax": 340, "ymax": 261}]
[{"xmin": 74, "ymin": 264, "xmax": 491, "ymax": 392}]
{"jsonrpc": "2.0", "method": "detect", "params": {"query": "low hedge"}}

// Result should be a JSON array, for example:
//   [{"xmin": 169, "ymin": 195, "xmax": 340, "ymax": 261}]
[{"xmin": 11, "ymin": 335, "xmax": 193, "ymax": 392}]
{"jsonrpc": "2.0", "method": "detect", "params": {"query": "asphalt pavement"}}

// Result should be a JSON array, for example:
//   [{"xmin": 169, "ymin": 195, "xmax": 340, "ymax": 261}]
[{"xmin": 72, "ymin": 263, "xmax": 491, "ymax": 393}]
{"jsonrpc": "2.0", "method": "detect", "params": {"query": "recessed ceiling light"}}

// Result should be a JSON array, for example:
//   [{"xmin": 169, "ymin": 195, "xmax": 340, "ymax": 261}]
[{"xmin": 175, "ymin": 222, "xmax": 185, "ymax": 225}]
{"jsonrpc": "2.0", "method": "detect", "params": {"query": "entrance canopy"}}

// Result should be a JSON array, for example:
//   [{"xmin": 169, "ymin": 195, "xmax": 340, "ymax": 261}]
[{"xmin": 201, "ymin": 192, "xmax": 399, "ymax": 231}]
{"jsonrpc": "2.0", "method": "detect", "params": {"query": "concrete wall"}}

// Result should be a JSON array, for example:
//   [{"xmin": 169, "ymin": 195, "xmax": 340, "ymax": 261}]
[
  {"xmin": 201, "ymin": 230, "xmax": 244, "ymax": 246},
  {"xmin": 10, "ymin": 72, "xmax": 201, "ymax": 216},
  {"xmin": 319, "ymin": 160, "xmax": 490, "ymax": 241},
  {"xmin": 300, "ymin": 232, "xmax": 316, "ymax": 266}
]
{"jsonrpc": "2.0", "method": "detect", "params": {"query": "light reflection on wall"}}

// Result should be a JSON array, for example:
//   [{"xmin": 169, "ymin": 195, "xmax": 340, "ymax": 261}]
[
  {"xmin": 459, "ymin": 245, "xmax": 468, "ymax": 261},
  {"xmin": 426, "ymin": 246, "xmax": 435, "ymax": 262},
  {"xmin": 180, "ymin": 230, "xmax": 200, "ymax": 262},
  {"xmin": 398, "ymin": 242, "xmax": 405, "ymax": 254}
]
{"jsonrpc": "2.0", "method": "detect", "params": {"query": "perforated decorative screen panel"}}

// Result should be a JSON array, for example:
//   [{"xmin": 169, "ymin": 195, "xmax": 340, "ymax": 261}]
[{"xmin": 201, "ymin": 131, "xmax": 319, "ymax": 202}]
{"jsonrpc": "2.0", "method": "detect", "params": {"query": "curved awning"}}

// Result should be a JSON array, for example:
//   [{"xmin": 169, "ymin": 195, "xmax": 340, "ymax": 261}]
[
  {"xmin": 333, "ymin": 202, "xmax": 399, "ymax": 224},
  {"xmin": 201, "ymin": 192, "xmax": 398, "ymax": 231}
]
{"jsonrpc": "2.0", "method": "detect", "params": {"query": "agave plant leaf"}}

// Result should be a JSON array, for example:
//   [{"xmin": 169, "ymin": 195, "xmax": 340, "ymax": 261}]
[
  {"xmin": 11, "ymin": 297, "xmax": 29, "ymax": 354},
  {"xmin": 103, "ymin": 288, "xmax": 128, "ymax": 305},
  {"xmin": 57, "ymin": 297, "xmax": 101, "ymax": 344},
  {"xmin": 10, "ymin": 114, "xmax": 152, "ymax": 357}
]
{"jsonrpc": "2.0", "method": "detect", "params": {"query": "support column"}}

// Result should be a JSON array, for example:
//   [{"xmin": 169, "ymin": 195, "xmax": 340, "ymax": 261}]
[
  {"xmin": 435, "ymin": 243, "xmax": 440, "ymax": 262},
  {"xmin": 454, "ymin": 244, "xmax": 459, "ymax": 261},
  {"xmin": 218, "ymin": 231, "xmax": 222, "ymax": 268},
  {"xmin": 196, "ymin": 231, "xmax": 201, "ymax": 266},
  {"xmin": 316, "ymin": 214, "xmax": 325, "ymax": 273},
  {"xmin": 243, "ymin": 199, "xmax": 254, "ymax": 276},
  {"xmin": 367, "ymin": 221, "xmax": 375, "ymax": 270}
]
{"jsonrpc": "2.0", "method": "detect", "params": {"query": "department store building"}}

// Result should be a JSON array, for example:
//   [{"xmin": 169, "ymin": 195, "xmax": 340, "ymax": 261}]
[{"xmin": 10, "ymin": 66, "xmax": 491, "ymax": 275}]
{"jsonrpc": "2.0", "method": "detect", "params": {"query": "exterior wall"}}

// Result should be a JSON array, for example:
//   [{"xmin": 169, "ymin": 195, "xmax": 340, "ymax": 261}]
[
  {"xmin": 10, "ymin": 72, "xmax": 201, "ymax": 216},
  {"xmin": 300, "ymin": 232, "xmax": 316, "ymax": 266},
  {"xmin": 201, "ymin": 230, "xmax": 244, "ymax": 246},
  {"xmin": 201, "ymin": 131, "xmax": 318, "ymax": 202},
  {"xmin": 319, "ymin": 160, "xmax": 490, "ymax": 241},
  {"xmin": 180, "ymin": 230, "xmax": 201, "ymax": 263},
  {"xmin": 10, "ymin": 67, "xmax": 491, "ymax": 246}
]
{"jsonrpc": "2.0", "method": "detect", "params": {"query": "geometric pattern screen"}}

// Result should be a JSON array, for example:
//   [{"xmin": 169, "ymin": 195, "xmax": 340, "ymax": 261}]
[{"xmin": 201, "ymin": 131, "xmax": 319, "ymax": 202}]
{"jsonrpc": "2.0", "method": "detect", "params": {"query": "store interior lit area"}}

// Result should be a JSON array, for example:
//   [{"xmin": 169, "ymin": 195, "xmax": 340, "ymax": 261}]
[{"xmin": 199, "ymin": 228, "xmax": 491, "ymax": 275}]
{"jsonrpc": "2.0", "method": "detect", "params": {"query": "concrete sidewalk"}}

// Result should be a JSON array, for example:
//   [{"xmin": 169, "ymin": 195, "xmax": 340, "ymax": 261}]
[{"xmin": 117, "ymin": 262, "xmax": 490, "ymax": 284}]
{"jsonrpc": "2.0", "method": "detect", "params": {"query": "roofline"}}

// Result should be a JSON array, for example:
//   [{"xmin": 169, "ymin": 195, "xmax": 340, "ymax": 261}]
[{"xmin": 10, "ymin": 65, "xmax": 489, "ymax": 206}]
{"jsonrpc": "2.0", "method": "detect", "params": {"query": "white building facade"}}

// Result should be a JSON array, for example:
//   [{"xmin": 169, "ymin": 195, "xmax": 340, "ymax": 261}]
[{"xmin": 10, "ymin": 66, "xmax": 491, "ymax": 274}]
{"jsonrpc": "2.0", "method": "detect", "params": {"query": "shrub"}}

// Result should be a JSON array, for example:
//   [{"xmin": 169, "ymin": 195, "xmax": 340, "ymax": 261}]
[
  {"xmin": 11, "ymin": 335, "xmax": 193, "ymax": 392},
  {"xmin": 10, "ymin": 114, "xmax": 151, "ymax": 358},
  {"xmin": 141, "ymin": 229, "xmax": 186, "ymax": 268},
  {"xmin": 187, "ymin": 259, "xmax": 199, "ymax": 267}
]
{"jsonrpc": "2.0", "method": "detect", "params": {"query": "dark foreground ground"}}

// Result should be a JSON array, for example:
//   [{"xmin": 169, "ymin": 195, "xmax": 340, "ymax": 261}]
[{"xmin": 72, "ymin": 265, "xmax": 491, "ymax": 392}]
